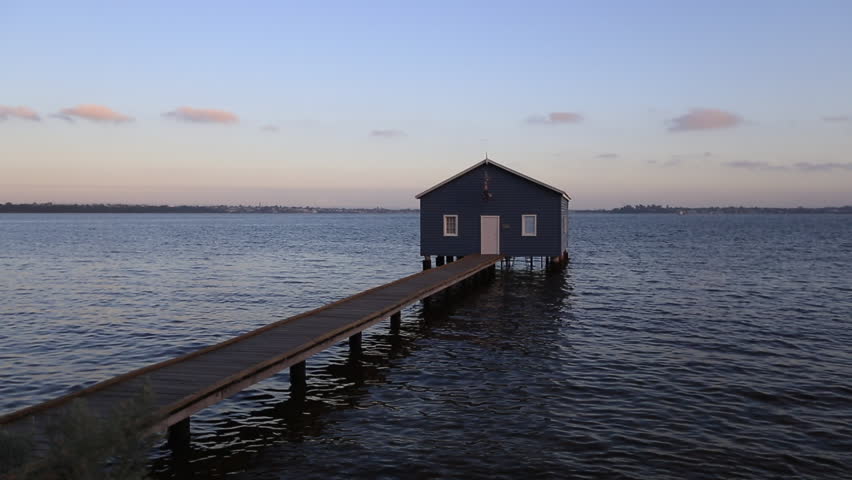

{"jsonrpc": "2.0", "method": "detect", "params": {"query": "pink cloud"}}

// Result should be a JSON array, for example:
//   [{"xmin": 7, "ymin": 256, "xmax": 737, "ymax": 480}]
[
  {"xmin": 60, "ymin": 104, "xmax": 133, "ymax": 123},
  {"xmin": 527, "ymin": 112, "xmax": 584, "ymax": 125},
  {"xmin": 822, "ymin": 115, "xmax": 850, "ymax": 123},
  {"xmin": 370, "ymin": 129, "xmax": 405, "ymax": 138},
  {"xmin": 0, "ymin": 105, "xmax": 40, "ymax": 121},
  {"xmin": 669, "ymin": 108, "xmax": 742, "ymax": 131},
  {"xmin": 163, "ymin": 106, "xmax": 239, "ymax": 124}
]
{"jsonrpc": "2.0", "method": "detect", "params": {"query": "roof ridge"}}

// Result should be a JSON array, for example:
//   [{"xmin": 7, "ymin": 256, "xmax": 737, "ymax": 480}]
[{"xmin": 414, "ymin": 159, "xmax": 570, "ymax": 200}]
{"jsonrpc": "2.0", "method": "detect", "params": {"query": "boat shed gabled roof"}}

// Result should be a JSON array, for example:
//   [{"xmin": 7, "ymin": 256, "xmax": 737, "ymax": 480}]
[{"xmin": 415, "ymin": 158, "xmax": 571, "ymax": 201}]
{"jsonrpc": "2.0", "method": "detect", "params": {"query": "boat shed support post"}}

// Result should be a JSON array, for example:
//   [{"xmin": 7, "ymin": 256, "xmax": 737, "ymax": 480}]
[
  {"xmin": 549, "ymin": 256, "xmax": 559, "ymax": 270},
  {"xmin": 422, "ymin": 256, "xmax": 432, "ymax": 270},
  {"xmin": 436, "ymin": 256, "xmax": 445, "ymax": 267}
]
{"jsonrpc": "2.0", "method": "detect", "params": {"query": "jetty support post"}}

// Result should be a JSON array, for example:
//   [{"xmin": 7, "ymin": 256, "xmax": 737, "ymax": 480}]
[
  {"xmin": 290, "ymin": 361, "xmax": 307, "ymax": 394},
  {"xmin": 167, "ymin": 417, "xmax": 191, "ymax": 452},
  {"xmin": 390, "ymin": 311, "xmax": 401, "ymax": 333},
  {"xmin": 349, "ymin": 332, "xmax": 362, "ymax": 357}
]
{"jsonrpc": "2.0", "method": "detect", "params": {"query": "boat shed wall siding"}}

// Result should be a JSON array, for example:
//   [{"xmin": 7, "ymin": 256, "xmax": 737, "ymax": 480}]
[
  {"xmin": 560, "ymin": 196, "xmax": 570, "ymax": 254},
  {"xmin": 420, "ymin": 164, "xmax": 564, "ymax": 257}
]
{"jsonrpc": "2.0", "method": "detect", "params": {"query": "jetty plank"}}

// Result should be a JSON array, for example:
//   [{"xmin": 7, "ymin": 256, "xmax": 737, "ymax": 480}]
[{"xmin": 0, "ymin": 254, "xmax": 501, "ymax": 445}]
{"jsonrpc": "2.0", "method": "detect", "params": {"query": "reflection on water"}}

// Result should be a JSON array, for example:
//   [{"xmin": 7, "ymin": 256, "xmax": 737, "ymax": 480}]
[
  {"xmin": 150, "ymin": 265, "xmax": 573, "ymax": 479},
  {"xmin": 2, "ymin": 213, "xmax": 851, "ymax": 479}
]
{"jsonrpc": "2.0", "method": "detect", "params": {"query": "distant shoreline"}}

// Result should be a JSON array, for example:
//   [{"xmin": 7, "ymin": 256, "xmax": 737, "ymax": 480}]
[
  {"xmin": 574, "ymin": 205, "xmax": 852, "ymax": 214},
  {"xmin": 0, "ymin": 203, "xmax": 417, "ymax": 214},
  {"xmin": 1, "ymin": 203, "xmax": 850, "ymax": 214}
]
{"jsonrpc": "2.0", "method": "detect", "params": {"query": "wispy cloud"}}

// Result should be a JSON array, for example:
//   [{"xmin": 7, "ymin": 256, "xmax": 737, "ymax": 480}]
[
  {"xmin": 526, "ymin": 112, "xmax": 583, "ymax": 125},
  {"xmin": 672, "ymin": 151, "xmax": 713, "ymax": 160},
  {"xmin": 822, "ymin": 115, "xmax": 850, "ymax": 123},
  {"xmin": 661, "ymin": 158, "xmax": 684, "ymax": 168},
  {"xmin": 0, "ymin": 105, "xmax": 40, "ymax": 121},
  {"xmin": 59, "ymin": 104, "xmax": 133, "ymax": 123},
  {"xmin": 260, "ymin": 124, "xmax": 279, "ymax": 132},
  {"xmin": 163, "ymin": 106, "xmax": 239, "ymax": 124},
  {"xmin": 653, "ymin": 151, "xmax": 713, "ymax": 167},
  {"xmin": 596, "ymin": 153, "xmax": 618, "ymax": 159},
  {"xmin": 722, "ymin": 161, "xmax": 852, "ymax": 172},
  {"xmin": 370, "ymin": 129, "xmax": 405, "ymax": 138},
  {"xmin": 50, "ymin": 113, "xmax": 75, "ymax": 123},
  {"xmin": 669, "ymin": 108, "xmax": 742, "ymax": 132},
  {"xmin": 724, "ymin": 160, "xmax": 787, "ymax": 171},
  {"xmin": 793, "ymin": 162, "xmax": 852, "ymax": 172},
  {"xmin": 647, "ymin": 158, "xmax": 685, "ymax": 167}
]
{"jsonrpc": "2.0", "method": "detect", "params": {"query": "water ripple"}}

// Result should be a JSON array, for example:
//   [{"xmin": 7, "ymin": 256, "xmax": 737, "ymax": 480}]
[{"xmin": 1, "ymin": 213, "xmax": 851, "ymax": 478}]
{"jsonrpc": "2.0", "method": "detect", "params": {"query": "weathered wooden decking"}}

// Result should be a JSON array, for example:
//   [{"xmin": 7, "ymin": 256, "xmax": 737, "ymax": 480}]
[{"xmin": 0, "ymin": 254, "xmax": 502, "ymax": 445}]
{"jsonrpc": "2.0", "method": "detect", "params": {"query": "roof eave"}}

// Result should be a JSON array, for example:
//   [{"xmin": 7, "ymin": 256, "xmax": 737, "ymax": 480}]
[{"xmin": 414, "ymin": 159, "xmax": 488, "ymax": 199}]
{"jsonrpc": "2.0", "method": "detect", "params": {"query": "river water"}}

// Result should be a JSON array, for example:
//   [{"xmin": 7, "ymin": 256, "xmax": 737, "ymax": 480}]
[{"xmin": 1, "ymin": 213, "xmax": 850, "ymax": 479}]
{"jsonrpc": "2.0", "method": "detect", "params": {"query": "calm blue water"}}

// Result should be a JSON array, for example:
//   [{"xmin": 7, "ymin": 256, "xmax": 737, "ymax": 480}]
[{"xmin": 1, "ymin": 213, "xmax": 850, "ymax": 479}]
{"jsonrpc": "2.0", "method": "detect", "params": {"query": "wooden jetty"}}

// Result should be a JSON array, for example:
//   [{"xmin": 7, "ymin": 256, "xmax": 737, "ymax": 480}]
[{"xmin": 0, "ymin": 254, "xmax": 502, "ymax": 451}]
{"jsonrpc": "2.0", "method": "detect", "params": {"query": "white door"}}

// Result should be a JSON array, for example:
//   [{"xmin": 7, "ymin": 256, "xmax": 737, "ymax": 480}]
[{"xmin": 480, "ymin": 216, "xmax": 500, "ymax": 254}]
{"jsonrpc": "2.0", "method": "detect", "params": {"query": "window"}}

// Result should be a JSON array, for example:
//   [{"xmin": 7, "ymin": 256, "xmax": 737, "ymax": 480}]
[
  {"xmin": 443, "ymin": 215, "xmax": 458, "ymax": 236},
  {"xmin": 522, "ymin": 214, "xmax": 537, "ymax": 236}
]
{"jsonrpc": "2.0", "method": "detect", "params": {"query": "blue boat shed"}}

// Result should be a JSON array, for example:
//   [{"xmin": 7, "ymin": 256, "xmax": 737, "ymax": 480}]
[{"xmin": 416, "ymin": 158, "xmax": 571, "ymax": 263}]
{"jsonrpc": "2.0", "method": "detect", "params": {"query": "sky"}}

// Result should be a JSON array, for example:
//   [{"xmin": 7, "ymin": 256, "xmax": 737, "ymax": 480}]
[{"xmin": 2, "ymin": 0, "xmax": 851, "ymax": 209}]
